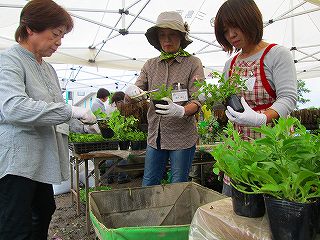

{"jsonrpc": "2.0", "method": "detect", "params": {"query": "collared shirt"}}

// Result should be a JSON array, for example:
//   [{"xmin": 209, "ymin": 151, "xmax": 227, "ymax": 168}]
[
  {"xmin": 0, "ymin": 44, "xmax": 72, "ymax": 184},
  {"xmin": 135, "ymin": 55, "xmax": 205, "ymax": 150},
  {"xmin": 91, "ymin": 98, "xmax": 106, "ymax": 113}
]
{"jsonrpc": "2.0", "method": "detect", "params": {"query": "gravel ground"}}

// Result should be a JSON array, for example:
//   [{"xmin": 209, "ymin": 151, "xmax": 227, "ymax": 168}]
[{"xmin": 48, "ymin": 176, "xmax": 143, "ymax": 240}]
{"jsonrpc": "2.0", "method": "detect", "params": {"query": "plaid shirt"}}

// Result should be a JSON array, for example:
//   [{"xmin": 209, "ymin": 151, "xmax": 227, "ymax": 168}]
[{"xmin": 135, "ymin": 55, "xmax": 205, "ymax": 150}]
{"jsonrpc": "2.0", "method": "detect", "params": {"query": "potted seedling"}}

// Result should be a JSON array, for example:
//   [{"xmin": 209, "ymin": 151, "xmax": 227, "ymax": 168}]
[
  {"xmin": 108, "ymin": 110, "xmax": 139, "ymax": 149},
  {"xmin": 213, "ymin": 117, "xmax": 320, "ymax": 239},
  {"xmin": 93, "ymin": 108, "xmax": 115, "ymax": 138},
  {"xmin": 149, "ymin": 84, "xmax": 173, "ymax": 112},
  {"xmin": 249, "ymin": 117, "xmax": 320, "ymax": 240},
  {"xmin": 211, "ymin": 122, "xmax": 267, "ymax": 218},
  {"xmin": 126, "ymin": 131, "xmax": 148, "ymax": 150},
  {"xmin": 194, "ymin": 70, "xmax": 247, "ymax": 112}
]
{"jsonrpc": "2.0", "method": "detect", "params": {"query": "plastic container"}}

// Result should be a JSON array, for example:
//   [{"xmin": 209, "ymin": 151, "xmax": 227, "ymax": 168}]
[
  {"xmin": 130, "ymin": 140, "xmax": 147, "ymax": 150},
  {"xmin": 68, "ymin": 141, "xmax": 119, "ymax": 154},
  {"xmin": 264, "ymin": 195, "xmax": 318, "ymax": 240},
  {"xmin": 118, "ymin": 140, "xmax": 130, "ymax": 150},
  {"xmin": 89, "ymin": 182, "xmax": 226, "ymax": 240},
  {"xmin": 231, "ymin": 186, "xmax": 265, "ymax": 218},
  {"xmin": 97, "ymin": 119, "xmax": 115, "ymax": 138},
  {"xmin": 226, "ymin": 94, "xmax": 244, "ymax": 113}
]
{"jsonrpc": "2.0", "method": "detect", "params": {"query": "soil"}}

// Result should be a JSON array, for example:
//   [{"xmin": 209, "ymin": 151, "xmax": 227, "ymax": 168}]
[{"xmin": 48, "ymin": 177, "xmax": 143, "ymax": 240}]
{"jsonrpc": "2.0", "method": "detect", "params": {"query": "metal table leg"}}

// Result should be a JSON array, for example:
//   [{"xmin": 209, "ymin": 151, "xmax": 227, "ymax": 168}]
[{"xmin": 85, "ymin": 160, "xmax": 91, "ymax": 234}]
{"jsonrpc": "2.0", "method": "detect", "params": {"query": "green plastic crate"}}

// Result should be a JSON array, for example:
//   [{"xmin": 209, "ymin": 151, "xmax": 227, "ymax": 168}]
[{"xmin": 89, "ymin": 182, "xmax": 226, "ymax": 240}]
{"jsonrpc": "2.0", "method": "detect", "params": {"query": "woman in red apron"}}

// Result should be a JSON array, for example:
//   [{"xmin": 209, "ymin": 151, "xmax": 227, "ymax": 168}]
[{"xmin": 214, "ymin": 0, "xmax": 297, "ymax": 196}]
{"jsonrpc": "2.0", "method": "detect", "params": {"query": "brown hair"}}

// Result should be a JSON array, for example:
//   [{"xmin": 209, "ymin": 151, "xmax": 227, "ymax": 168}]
[
  {"xmin": 111, "ymin": 91, "xmax": 125, "ymax": 104},
  {"xmin": 15, "ymin": 0, "xmax": 73, "ymax": 42},
  {"xmin": 96, "ymin": 88, "xmax": 110, "ymax": 99},
  {"xmin": 214, "ymin": 0, "xmax": 263, "ymax": 54}
]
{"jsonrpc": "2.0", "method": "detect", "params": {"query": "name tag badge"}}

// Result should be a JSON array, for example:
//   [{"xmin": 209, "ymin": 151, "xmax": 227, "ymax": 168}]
[
  {"xmin": 245, "ymin": 76, "xmax": 256, "ymax": 91},
  {"xmin": 172, "ymin": 89, "xmax": 188, "ymax": 103},
  {"xmin": 56, "ymin": 123, "xmax": 69, "ymax": 136}
]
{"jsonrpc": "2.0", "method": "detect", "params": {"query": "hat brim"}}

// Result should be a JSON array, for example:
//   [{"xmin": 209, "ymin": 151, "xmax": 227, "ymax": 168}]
[{"xmin": 145, "ymin": 26, "xmax": 192, "ymax": 51}]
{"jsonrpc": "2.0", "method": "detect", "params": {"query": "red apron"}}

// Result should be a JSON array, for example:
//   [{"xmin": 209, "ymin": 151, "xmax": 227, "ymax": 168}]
[
  {"xmin": 224, "ymin": 44, "xmax": 277, "ymax": 185},
  {"xmin": 229, "ymin": 43, "xmax": 277, "ymax": 140}
]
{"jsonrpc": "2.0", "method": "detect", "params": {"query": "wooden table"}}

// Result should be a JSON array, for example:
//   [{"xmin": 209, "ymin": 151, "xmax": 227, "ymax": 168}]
[
  {"xmin": 70, "ymin": 150, "xmax": 145, "ymax": 233},
  {"xmin": 69, "ymin": 145, "xmax": 216, "ymax": 234}
]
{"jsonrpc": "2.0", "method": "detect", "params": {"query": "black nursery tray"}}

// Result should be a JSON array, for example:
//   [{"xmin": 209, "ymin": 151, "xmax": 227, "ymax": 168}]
[{"xmin": 68, "ymin": 141, "xmax": 119, "ymax": 154}]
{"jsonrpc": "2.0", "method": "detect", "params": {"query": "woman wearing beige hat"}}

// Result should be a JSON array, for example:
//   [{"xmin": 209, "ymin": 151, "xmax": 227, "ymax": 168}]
[{"xmin": 126, "ymin": 11, "xmax": 205, "ymax": 186}]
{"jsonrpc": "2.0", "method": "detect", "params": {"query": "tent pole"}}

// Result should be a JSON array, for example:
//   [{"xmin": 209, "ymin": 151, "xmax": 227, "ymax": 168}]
[{"xmin": 291, "ymin": 0, "xmax": 296, "ymax": 60}]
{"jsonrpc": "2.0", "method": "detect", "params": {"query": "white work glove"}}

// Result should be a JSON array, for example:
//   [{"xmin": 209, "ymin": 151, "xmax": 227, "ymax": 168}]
[
  {"xmin": 225, "ymin": 97, "xmax": 267, "ymax": 127},
  {"xmin": 155, "ymin": 97, "xmax": 185, "ymax": 117},
  {"xmin": 125, "ymin": 85, "xmax": 147, "ymax": 101},
  {"xmin": 71, "ymin": 106, "xmax": 96, "ymax": 124},
  {"xmin": 84, "ymin": 123, "xmax": 101, "ymax": 134}
]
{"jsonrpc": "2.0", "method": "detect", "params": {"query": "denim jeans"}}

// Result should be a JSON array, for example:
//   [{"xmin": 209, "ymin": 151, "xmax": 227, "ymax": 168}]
[
  {"xmin": 142, "ymin": 145, "xmax": 196, "ymax": 186},
  {"xmin": 0, "ymin": 174, "xmax": 56, "ymax": 240}
]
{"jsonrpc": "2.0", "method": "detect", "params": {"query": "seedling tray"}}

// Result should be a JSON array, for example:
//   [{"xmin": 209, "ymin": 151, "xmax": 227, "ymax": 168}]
[{"xmin": 68, "ymin": 141, "xmax": 118, "ymax": 154}]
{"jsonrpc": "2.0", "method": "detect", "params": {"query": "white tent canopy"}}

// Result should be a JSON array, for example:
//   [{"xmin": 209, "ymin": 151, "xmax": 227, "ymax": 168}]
[{"xmin": 0, "ymin": 0, "xmax": 320, "ymax": 93}]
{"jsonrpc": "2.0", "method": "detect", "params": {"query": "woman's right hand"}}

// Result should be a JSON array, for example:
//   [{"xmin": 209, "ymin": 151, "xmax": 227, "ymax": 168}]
[
  {"xmin": 125, "ymin": 85, "xmax": 147, "ymax": 101},
  {"xmin": 71, "ymin": 106, "xmax": 96, "ymax": 123}
]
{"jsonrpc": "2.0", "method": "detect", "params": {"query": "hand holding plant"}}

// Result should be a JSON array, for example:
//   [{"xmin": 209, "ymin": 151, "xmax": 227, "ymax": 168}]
[
  {"xmin": 149, "ymin": 84, "xmax": 173, "ymax": 101},
  {"xmin": 193, "ymin": 70, "xmax": 247, "ymax": 111}
]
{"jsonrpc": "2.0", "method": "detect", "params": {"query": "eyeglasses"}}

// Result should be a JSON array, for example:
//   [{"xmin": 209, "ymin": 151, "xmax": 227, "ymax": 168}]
[{"xmin": 210, "ymin": 17, "xmax": 215, "ymax": 27}]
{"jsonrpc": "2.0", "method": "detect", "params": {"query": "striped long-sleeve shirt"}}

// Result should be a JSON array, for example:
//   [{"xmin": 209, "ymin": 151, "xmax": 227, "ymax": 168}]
[{"xmin": 0, "ymin": 44, "xmax": 72, "ymax": 184}]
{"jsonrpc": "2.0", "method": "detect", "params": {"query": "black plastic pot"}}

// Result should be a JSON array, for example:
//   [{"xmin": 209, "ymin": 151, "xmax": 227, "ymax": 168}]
[
  {"xmin": 130, "ymin": 141, "xmax": 141, "ymax": 150},
  {"xmin": 118, "ymin": 140, "xmax": 130, "ymax": 150},
  {"xmin": 152, "ymin": 99, "xmax": 168, "ymax": 114},
  {"xmin": 139, "ymin": 140, "xmax": 147, "ymax": 150},
  {"xmin": 231, "ymin": 186, "xmax": 265, "ymax": 218},
  {"xmin": 138, "ymin": 123, "xmax": 148, "ymax": 133},
  {"xmin": 130, "ymin": 140, "xmax": 147, "ymax": 150},
  {"xmin": 317, "ymin": 199, "xmax": 320, "ymax": 233},
  {"xmin": 97, "ymin": 119, "xmax": 115, "ymax": 138},
  {"xmin": 264, "ymin": 195, "xmax": 318, "ymax": 240},
  {"xmin": 100, "ymin": 127, "xmax": 114, "ymax": 139},
  {"xmin": 226, "ymin": 94, "xmax": 244, "ymax": 113}
]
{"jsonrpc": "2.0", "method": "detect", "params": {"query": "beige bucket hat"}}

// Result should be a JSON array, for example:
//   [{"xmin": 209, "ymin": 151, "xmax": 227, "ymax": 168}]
[{"xmin": 145, "ymin": 11, "xmax": 193, "ymax": 51}]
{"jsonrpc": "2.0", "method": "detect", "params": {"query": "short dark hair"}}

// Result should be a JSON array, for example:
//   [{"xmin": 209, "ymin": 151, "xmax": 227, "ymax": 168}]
[
  {"xmin": 214, "ymin": 0, "xmax": 263, "ymax": 54},
  {"xmin": 111, "ymin": 91, "xmax": 125, "ymax": 104},
  {"xmin": 15, "ymin": 0, "xmax": 73, "ymax": 42},
  {"xmin": 96, "ymin": 88, "xmax": 110, "ymax": 99}
]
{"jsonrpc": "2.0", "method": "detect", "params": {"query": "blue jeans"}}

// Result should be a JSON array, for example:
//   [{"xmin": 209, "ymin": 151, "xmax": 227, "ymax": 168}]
[{"xmin": 142, "ymin": 145, "xmax": 196, "ymax": 186}]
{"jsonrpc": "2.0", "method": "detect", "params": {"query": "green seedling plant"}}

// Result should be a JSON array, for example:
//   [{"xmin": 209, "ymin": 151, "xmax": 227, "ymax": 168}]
[
  {"xmin": 93, "ymin": 108, "xmax": 107, "ymax": 119},
  {"xmin": 108, "ymin": 110, "xmax": 139, "ymax": 141},
  {"xmin": 125, "ymin": 131, "xmax": 147, "ymax": 141},
  {"xmin": 212, "ymin": 117, "xmax": 320, "ymax": 203},
  {"xmin": 212, "ymin": 121, "xmax": 271, "ymax": 194},
  {"xmin": 197, "ymin": 114, "xmax": 221, "ymax": 144},
  {"xmin": 69, "ymin": 133, "xmax": 106, "ymax": 142},
  {"xmin": 194, "ymin": 69, "xmax": 247, "ymax": 111},
  {"xmin": 251, "ymin": 117, "xmax": 320, "ymax": 203},
  {"xmin": 149, "ymin": 84, "xmax": 173, "ymax": 101}
]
